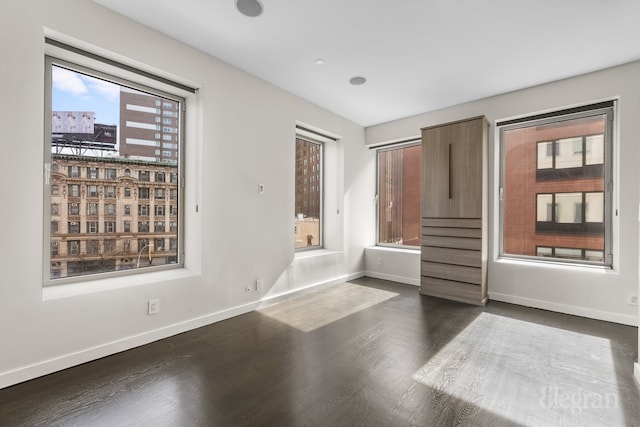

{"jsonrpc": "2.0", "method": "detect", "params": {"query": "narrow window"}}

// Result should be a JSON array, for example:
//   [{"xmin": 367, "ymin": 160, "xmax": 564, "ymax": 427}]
[
  {"xmin": 87, "ymin": 185, "xmax": 98, "ymax": 198},
  {"xmin": 104, "ymin": 186, "xmax": 116, "ymax": 198},
  {"xmin": 104, "ymin": 204, "xmax": 116, "ymax": 216},
  {"xmin": 68, "ymin": 221, "xmax": 80, "ymax": 234},
  {"xmin": 154, "ymin": 238, "xmax": 165, "ymax": 252},
  {"xmin": 87, "ymin": 167, "xmax": 99, "ymax": 179},
  {"xmin": 69, "ymin": 185, "xmax": 80, "ymax": 197},
  {"xmin": 87, "ymin": 221, "xmax": 99, "ymax": 233},
  {"xmin": 376, "ymin": 142, "xmax": 421, "ymax": 247},
  {"xmin": 68, "ymin": 203, "xmax": 80, "ymax": 215},
  {"xmin": 294, "ymin": 137, "xmax": 323, "ymax": 249}
]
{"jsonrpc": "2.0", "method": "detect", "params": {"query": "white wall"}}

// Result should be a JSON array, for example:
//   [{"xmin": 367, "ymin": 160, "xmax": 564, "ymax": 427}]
[
  {"xmin": 0, "ymin": 0, "xmax": 375, "ymax": 388},
  {"xmin": 364, "ymin": 247, "xmax": 420, "ymax": 286},
  {"xmin": 366, "ymin": 62, "xmax": 640, "ymax": 329}
]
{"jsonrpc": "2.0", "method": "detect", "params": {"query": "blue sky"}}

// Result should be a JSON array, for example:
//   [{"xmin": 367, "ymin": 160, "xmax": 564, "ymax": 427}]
[{"xmin": 52, "ymin": 65, "xmax": 120, "ymax": 126}]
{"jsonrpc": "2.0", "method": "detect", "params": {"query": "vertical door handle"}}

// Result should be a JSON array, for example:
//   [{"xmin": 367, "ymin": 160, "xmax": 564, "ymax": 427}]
[{"xmin": 448, "ymin": 143, "xmax": 452, "ymax": 199}]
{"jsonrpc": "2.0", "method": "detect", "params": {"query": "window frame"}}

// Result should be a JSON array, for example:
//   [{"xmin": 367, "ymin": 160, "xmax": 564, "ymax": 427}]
[
  {"xmin": 374, "ymin": 140, "xmax": 421, "ymax": 250},
  {"xmin": 43, "ymin": 53, "xmax": 186, "ymax": 285},
  {"xmin": 498, "ymin": 102, "xmax": 614, "ymax": 267},
  {"xmin": 294, "ymin": 135, "xmax": 324, "ymax": 251}
]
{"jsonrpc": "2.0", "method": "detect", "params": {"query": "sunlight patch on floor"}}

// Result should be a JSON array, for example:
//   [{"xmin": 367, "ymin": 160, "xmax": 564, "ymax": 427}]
[
  {"xmin": 412, "ymin": 312, "xmax": 622, "ymax": 426},
  {"xmin": 258, "ymin": 283, "xmax": 398, "ymax": 333}
]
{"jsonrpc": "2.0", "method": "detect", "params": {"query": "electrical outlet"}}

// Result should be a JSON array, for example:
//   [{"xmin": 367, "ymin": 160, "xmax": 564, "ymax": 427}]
[
  {"xmin": 256, "ymin": 279, "xmax": 263, "ymax": 291},
  {"xmin": 148, "ymin": 299, "xmax": 160, "ymax": 315},
  {"xmin": 628, "ymin": 293, "xmax": 639, "ymax": 306},
  {"xmin": 377, "ymin": 257, "xmax": 383, "ymax": 266}
]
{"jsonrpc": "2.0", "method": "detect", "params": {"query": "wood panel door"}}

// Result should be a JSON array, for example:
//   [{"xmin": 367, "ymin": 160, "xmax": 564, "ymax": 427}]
[
  {"xmin": 449, "ymin": 118, "xmax": 484, "ymax": 218},
  {"xmin": 421, "ymin": 125, "xmax": 450, "ymax": 218}
]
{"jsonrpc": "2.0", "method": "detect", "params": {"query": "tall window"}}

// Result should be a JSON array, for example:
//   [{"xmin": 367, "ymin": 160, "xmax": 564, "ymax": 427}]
[
  {"xmin": 45, "ymin": 52, "xmax": 185, "ymax": 282},
  {"xmin": 376, "ymin": 143, "xmax": 421, "ymax": 247},
  {"xmin": 294, "ymin": 137, "xmax": 322, "ymax": 249},
  {"xmin": 499, "ymin": 102, "xmax": 614, "ymax": 266}
]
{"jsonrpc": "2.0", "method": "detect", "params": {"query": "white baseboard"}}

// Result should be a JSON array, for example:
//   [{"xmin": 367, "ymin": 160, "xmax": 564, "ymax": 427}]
[
  {"xmin": 0, "ymin": 273, "xmax": 355, "ymax": 390},
  {"xmin": 346, "ymin": 271, "xmax": 366, "ymax": 282},
  {"xmin": 365, "ymin": 271, "xmax": 420, "ymax": 287},
  {"xmin": 490, "ymin": 292, "xmax": 638, "ymax": 327}
]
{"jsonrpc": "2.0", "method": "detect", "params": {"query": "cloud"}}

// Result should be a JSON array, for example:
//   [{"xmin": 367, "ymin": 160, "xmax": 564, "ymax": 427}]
[
  {"xmin": 52, "ymin": 66, "xmax": 88, "ymax": 95},
  {"xmin": 52, "ymin": 66, "xmax": 119, "ymax": 103},
  {"xmin": 85, "ymin": 75, "xmax": 120, "ymax": 102}
]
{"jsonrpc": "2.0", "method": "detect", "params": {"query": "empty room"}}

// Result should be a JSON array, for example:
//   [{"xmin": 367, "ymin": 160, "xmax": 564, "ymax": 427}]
[{"xmin": 0, "ymin": 1, "xmax": 639, "ymax": 426}]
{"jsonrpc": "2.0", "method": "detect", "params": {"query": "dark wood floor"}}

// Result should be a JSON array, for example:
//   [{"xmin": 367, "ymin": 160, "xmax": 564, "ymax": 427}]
[{"xmin": 1, "ymin": 277, "xmax": 638, "ymax": 426}]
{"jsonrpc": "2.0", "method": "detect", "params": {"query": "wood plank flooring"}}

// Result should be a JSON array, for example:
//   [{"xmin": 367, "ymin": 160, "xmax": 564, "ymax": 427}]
[{"xmin": 0, "ymin": 277, "xmax": 638, "ymax": 426}]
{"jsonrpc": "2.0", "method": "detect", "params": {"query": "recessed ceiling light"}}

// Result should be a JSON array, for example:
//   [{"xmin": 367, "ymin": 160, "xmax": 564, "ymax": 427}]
[
  {"xmin": 236, "ymin": 0, "xmax": 264, "ymax": 17},
  {"xmin": 349, "ymin": 76, "xmax": 367, "ymax": 86},
  {"xmin": 314, "ymin": 59, "xmax": 326, "ymax": 65}
]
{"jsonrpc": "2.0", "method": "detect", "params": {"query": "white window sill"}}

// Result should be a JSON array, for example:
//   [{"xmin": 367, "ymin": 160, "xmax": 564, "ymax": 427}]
[
  {"xmin": 295, "ymin": 248, "xmax": 342, "ymax": 259},
  {"xmin": 366, "ymin": 246, "xmax": 420, "ymax": 255},
  {"xmin": 495, "ymin": 256, "xmax": 616, "ymax": 274},
  {"xmin": 42, "ymin": 268, "xmax": 199, "ymax": 301}
]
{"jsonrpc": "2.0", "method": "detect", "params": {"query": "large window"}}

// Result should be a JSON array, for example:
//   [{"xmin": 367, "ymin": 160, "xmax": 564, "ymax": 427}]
[
  {"xmin": 294, "ymin": 137, "xmax": 322, "ymax": 249},
  {"xmin": 376, "ymin": 142, "xmax": 421, "ymax": 247},
  {"xmin": 499, "ymin": 102, "xmax": 614, "ymax": 266},
  {"xmin": 45, "ymin": 51, "xmax": 185, "ymax": 283}
]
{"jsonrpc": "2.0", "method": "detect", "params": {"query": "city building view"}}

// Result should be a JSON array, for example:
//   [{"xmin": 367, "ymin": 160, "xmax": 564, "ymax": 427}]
[
  {"xmin": 502, "ymin": 113, "xmax": 607, "ymax": 263},
  {"xmin": 50, "ymin": 156, "xmax": 179, "ymax": 278},
  {"xmin": 119, "ymin": 88, "xmax": 179, "ymax": 163},
  {"xmin": 48, "ymin": 64, "xmax": 181, "ymax": 280},
  {"xmin": 377, "ymin": 144, "xmax": 421, "ymax": 247},
  {"xmin": 294, "ymin": 137, "xmax": 321, "ymax": 249}
]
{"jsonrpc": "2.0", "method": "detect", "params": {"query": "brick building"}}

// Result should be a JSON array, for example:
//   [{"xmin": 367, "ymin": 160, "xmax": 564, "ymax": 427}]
[
  {"xmin": 503, "ymin": 115, "xmax": 605, "ymax": 262},
  {"xmin": 377, "ymin": 144, "xmax": 421, "ymax": 246},
  {"xmin": 294, "ymin": 137, "xmax": 321, "ymax": 248}
]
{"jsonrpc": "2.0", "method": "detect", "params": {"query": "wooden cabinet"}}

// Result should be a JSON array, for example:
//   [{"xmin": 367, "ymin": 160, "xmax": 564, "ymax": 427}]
[{"xmin": 420, "ymin": 116, "xmax": 489, "ymax": 306}]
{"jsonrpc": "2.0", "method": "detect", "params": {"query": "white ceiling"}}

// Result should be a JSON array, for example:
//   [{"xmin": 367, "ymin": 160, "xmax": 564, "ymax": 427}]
[{"xmin": 94, "ymin": 0, "xmax": 640, "ymax": 127}]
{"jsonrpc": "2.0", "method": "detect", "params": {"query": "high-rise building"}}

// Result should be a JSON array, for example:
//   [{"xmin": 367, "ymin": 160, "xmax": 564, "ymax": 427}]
[
  {"xmin": 294, "ymin": 137, "xmax": 322, "ymax": 248},
  {"xmin": 119, "ymin": 88, "xmax": 179, "ymax": 164},
  {"xmin": 294, "ymin": 137, "xmax": 321, "ymax": 220}
]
